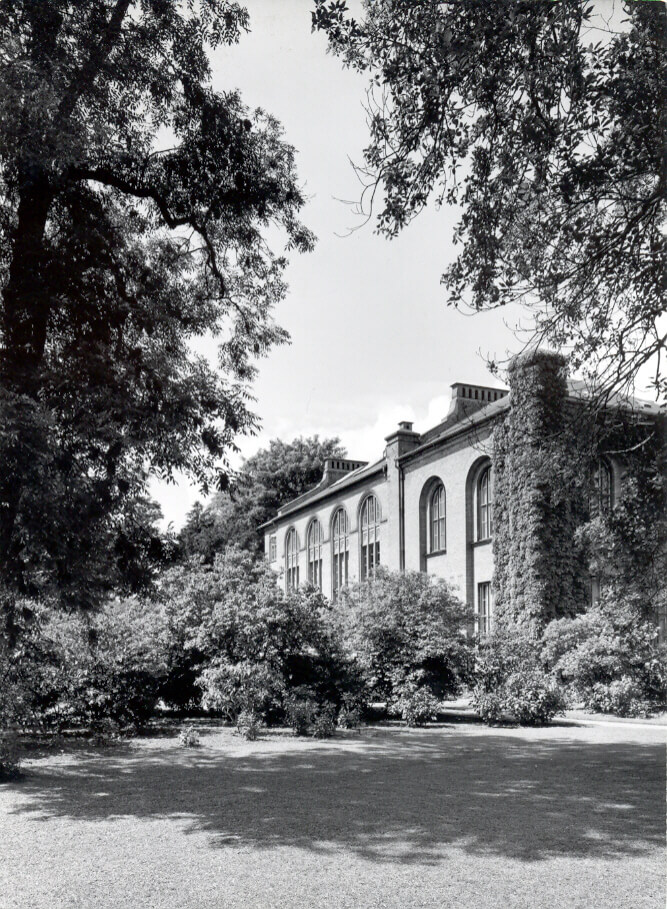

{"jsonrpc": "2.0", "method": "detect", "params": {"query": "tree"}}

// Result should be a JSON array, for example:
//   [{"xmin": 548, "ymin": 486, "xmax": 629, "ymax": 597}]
[
  {"xmin": 0, "ymin": 2, "xmax": 313, "ymax": 612},
  {"xmin": 336, "ymin": 568, "xmax": 474, "ymax": 711},
  {"xmin": 180, "ymin": 435, "xmax": 345, "ymax": 558},
  {"xmin": 313, "ymin": 0, "xmax": 666, "ymax": 401},
  {"xmin": 160, "ymin": 546, "xmax": 362, "ymax": 713}
]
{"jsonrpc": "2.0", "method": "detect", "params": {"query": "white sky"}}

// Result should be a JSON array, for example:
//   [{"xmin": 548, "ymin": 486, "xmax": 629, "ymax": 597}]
[{"xmin": 150, "ymin": 0, "xmax": 640, "ymax": 530}]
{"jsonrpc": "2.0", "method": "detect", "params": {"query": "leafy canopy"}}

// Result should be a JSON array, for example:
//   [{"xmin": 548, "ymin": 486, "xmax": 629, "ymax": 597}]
[
  {"xmin": 0, "ymin": 1, "xmax": 313, "ymax": 609},
  {"xmin": 180, "ymin": 435, "xmax": 345, "ymax": 558},
  {"xmin": 313, "ymin": 0, "xmax": 666, "ymax": 401}
]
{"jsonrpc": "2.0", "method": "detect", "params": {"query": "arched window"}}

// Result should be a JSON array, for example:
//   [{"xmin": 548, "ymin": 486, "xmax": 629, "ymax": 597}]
[
  {"xmin": 307, "ymin": 519, "xmax": 323, "ymax": 589},
  {"xmin": 477, "ymin": 465, "xmax": 493, "ymax": 541},
  {"xmin": 591, "ymin": 458, "xmax": 613, "ymax": 516},
  {"xmin": 285, "ymin": 528, "xmax": 299, "ymax": 591},
  {"xmin": 331, "ymin": 508, "xmax": 349, "ymax": 598},
  {"xmin": 360, "ymin": 494, "xmax": 381, "ymax": 580},
  {"xmin": 429, "ymin": 483, "xmax": 446, "ymax": 553}
]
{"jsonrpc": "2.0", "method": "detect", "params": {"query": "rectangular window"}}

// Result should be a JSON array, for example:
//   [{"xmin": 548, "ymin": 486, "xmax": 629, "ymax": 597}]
[
  {"xmin": 477, "ymin": 582, "xmax": 493, "ymax": 635},
  {"xmin": 269, "ymin": 535, "xmax": 277, "ymax": 562},
  {"xmin": 308, "ymin": 558, "xmax": 322, "ymax": 589},
  {"xmin": 333, "ymin": 551, "xmax": 348, "ymax": 598}
]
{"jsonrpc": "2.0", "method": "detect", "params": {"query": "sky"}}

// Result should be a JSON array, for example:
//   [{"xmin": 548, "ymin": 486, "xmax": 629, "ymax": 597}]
[{"xmin": 149, "ymin": 0, "xmax": 633, "ymax": 530}]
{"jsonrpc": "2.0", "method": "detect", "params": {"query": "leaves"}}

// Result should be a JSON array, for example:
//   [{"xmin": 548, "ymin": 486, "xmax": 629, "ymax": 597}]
[
  {"xmin": 314, "ymin": 0, "xmax": 666, "ymax": 402},
  {"xmin": 0, "ymin": 1, "xmax": 312, "ymax": 609}
]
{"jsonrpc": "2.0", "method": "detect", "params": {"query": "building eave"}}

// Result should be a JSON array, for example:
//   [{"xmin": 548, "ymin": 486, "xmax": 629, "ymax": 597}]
[{"xmin": 258, "ymin": 458, "xmax": 387, "ymax": 530}]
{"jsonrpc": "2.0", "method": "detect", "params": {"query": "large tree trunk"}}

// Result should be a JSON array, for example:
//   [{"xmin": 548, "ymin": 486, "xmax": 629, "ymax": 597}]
[
  {"xmin": 0, "ymin": 168, "xmax": 54, "ymax": 575},
  {"xmin": 2, "ymin": 170, "xmax": 54, "ymax": 394}
]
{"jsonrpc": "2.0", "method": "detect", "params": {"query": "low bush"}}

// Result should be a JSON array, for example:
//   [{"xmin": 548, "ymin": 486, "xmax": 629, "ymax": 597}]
[
  {"xmin": 472, "ymin": 631, "xmax": 565, "ymax": 725},
  {"xmin": 337, "ymin": 702, "xmax": 362, "ymax": 730},
  {"xmin": 586, "ymin": 678, "xmax": 652, "ymax": 718},
  {"xmin": 470, "ymin": 688, "xmax": 504, "ymax": 724},
  {"xmin": 178, "ymin": 724, "xmax": 200, "ymax": 748},
  {"xmin": 501, "ymin": 669, "xmax": 566, "ymax": 725},
  {"xmin": 236, "ymin": 709, "xmax": 263, "ymax": 740},
  {"xmin": 284, "ymin": 687, "xmax": 338, "ymax": 737},
  {"xmin": 393, "ymin": 685, "xmax": 440, "ymax": 727},
  {"xmin": 0, "ymin": 734, "xmax": 21, "ymax": 781},
  {"xmin": 284, "ymin": 687, "xmax": 318, "ymax": 736},
  {"xmin": 542, "ymin": 590, "xmax": 666, "ymax": 715},
  {"xmin": 311, "ymin": 704, "xmax": 337, "ymax": 738},
  {"xmin": 198, "ymin": 659, "xmax": 284, "ymax": 724}
]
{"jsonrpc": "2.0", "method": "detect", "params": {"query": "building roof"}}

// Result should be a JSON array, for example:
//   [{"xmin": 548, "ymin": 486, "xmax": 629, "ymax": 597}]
[
  {"xmin": 261, "ymin": 377, "xmax": 663, "ymax": 531},
  {"xmin": 258, "ymin": 457, "xmax": 386, "ymax": 529}
]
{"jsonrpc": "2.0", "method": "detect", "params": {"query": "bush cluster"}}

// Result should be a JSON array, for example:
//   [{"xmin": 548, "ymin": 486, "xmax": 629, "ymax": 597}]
[
  {"xmin": 542, "ymin": 589, "xmax": 666, "ymax": 717},
  {"xmin": 0, "ymin": 595, "xmax": 168, "ymax": 734},
  {"xmin": 4, "ymin": 552, "xmax": 664, "ymax": 742},
  {"xmin": 472, "ymin": 632, "xmax": 566, "ymax": 725}
]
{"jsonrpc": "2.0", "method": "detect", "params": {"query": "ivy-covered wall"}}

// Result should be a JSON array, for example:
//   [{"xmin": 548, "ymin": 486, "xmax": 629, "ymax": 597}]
[{"xmin": 492, "ymin": 351, "xmax": 589, "ymax": 633}]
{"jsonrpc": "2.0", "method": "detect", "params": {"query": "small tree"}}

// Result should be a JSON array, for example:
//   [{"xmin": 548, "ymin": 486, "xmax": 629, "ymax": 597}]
[{"xmin": 336, "ymin": 568, "xmax": 473, "ymax": 718}]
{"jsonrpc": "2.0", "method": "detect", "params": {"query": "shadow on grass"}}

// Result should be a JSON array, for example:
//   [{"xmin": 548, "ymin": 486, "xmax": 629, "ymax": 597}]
[{"xmin": 6, "ymin": 728, "xmax": 665, "ymax": 865}]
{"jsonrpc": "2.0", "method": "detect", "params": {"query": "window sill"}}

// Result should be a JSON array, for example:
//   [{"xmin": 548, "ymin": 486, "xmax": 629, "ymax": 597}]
[
  {"xmin": 425, "ymin": 549, "xmax": 446, "ymax": 558},
  {"xmin": 472, "ymin": 538, "xmax": 492, "ymax": 548}
]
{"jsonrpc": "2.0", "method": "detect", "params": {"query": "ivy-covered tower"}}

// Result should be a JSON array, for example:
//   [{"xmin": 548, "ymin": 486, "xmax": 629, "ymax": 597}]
[{"xmin": 492, "ymin": 351, "xmax": 589, "ymax": 633}]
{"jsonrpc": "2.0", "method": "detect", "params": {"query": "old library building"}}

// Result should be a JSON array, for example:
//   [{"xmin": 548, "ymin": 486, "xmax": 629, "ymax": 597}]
[{"xmin": 261, "ymin": 352, "xmax": 665, "ymax": 634}]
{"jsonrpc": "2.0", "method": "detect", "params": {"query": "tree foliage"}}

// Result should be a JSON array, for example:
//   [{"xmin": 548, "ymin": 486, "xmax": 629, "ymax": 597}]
[
  {"xmin": 180, "ymin": 435, "xmax": 345, "ymax": 558},
  {"xmin": 0, "ymin": 594, "xmax": 170, "ymax": 730},
  {"xmin": 313, "ymin": 0, "xmax": 666, "ymax": 400},
  {"xmin": 159, "ymin": 547, "xmax": 362, "ymax": 713},
  {"xmin": 0, "ymin": 1, "xmax": 313, "ymax": 612},
  {"xmin": 336, "ymin": 567, "xmax": 474, "ymax": 709}
]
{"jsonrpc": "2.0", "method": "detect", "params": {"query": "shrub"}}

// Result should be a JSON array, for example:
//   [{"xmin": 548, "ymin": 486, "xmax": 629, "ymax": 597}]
[
  {"xmin": 0, "ymin": 596, "xmax": 168, "ymax": 732},
  {"xmin": 336, "ymin": 568, "xmax": 474, "ymax": 709},
  {"xmin": 311, "ymin": 704, "xmax": 337, "ymax": 738},
  {"xmin": 472, "ymin": 630, "xmax": 565, "ymax": 725},
  {"xmin": 236, "ymin": 709, "xmax": 263, "ymax": 741},
  {"xmin": 284, "ymin": 687, "xmax": 318, "ymax": 736},
  {"xmin": 501, "ymin": 670, "xmax": 566, "ymax": 725},
  {"xmin": 542, "ymin": 590, "xmax": 666, "ymax": 714},
  {"xmin": 164, "ymin": 549, "xmax": 365, "ymax": 717},
  {"xmin": 0, "ymin": 734, "xmax": 21, "ymax": 781},
  {"xmin": 198, "ymin": 659, "xmax": 284, "ymax": 723},
  {"xmin": 393, "ymin": 686, "xmax": 440, "ymax": 727},
  {"xmin": 179, "ymin": 725, "xmax": 200, "ymax": 748},
  {"xmin": 586, "ymin": 678, "xmax": 652, "ymax": 718},
  {"xmin": 337, "ymin": 704, "xmax": 362, "ymax": 730},
  {"xmin": 470, "ymin": 688, "xmax": 504, "ymax": 724}
]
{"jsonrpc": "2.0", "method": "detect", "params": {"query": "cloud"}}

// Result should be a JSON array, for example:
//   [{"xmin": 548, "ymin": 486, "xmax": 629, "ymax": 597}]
[{"xmin": 150, "ymin": 393, "xmax": 453, "ymax": 530}]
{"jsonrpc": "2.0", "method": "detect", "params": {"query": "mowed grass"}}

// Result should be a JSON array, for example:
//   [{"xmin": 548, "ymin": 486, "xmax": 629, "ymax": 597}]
[{"xmin": 1, "ymin": 721, "xmax": 665, "ymax": 909}]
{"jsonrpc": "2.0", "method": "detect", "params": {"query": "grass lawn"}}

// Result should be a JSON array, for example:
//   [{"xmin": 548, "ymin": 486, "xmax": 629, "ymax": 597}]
[{"xmin": 1, "ymin": 720, "xmax": 665, "ymax": 909}]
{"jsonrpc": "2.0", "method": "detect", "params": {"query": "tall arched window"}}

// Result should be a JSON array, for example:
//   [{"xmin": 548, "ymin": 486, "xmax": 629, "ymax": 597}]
[
  {"xmin": 360, "ymin": 494, "xmax": 381, "ymax": 580},
  {"xmin": 591, "ymin": 458, "xmax": 613, "ymax": 516},
  {"xmin": 331, "ymin": 508, "xmax": 349, "ymax": 598},
  {"xmin": 285, "ymin": 528, "xmax": 299, "ymax": 591},
  {"xmin": 307, "ymin": 519, "xmax": 323, "ymax": 589},
  {"xmin": 477, "ymin": 465, "xmax": 493, "ymax": 541},
  {"xmin": 429, "ymin": 483, "xmax": 446, "ymax": 553}
]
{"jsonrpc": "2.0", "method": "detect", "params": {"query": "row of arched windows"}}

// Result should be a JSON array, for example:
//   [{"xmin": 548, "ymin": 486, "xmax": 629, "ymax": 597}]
[
  {"xmin": 281, "ymin": 459, "xmax": 613, "ymax": 594},
  {"xmin": 284, "ymin": 495, "xmax": 382, "ymax": 593}
]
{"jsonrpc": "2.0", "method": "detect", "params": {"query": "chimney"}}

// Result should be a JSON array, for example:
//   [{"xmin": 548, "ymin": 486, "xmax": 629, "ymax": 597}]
[
  {"xmin": 447, "ymin": 383, "xmax": 508, "ymax": 421},
  {"xmin": 321, "ymin": 457, "xmax": 368, "ymax": 487},
  {"xmin": 384, "ymin": 421, "xmax": 420, "ymax": 459}
]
